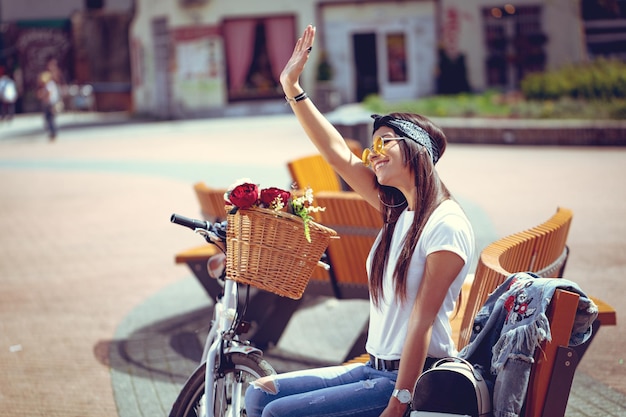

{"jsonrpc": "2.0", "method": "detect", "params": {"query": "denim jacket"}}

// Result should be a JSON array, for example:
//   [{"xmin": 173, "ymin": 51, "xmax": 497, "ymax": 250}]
[{"xmin": 458, "ymin": 272, "xmax": 598, "ymax": 417}]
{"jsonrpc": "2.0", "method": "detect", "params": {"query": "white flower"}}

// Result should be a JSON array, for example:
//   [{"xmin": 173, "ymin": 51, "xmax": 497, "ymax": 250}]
[{"xmin": 304, "ymin": 188, "xmax": 314, "ymax": 204}]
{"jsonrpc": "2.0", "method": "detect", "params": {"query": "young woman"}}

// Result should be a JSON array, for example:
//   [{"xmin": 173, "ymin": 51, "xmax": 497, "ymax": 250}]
[{"xmin": 245, "ymin": 25, "xmax": 475, "ymax": 417}]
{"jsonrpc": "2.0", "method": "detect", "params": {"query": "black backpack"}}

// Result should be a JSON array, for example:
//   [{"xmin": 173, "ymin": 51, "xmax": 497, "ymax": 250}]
[{"xmin": 411, "ymin": 357, "xmax": 492, "ymax": 417}]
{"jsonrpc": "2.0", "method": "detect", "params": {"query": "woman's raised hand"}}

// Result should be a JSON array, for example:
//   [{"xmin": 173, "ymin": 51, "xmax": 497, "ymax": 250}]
[{"xmin": 280, "ymin": 25, "xmax": 316, "ymax": 94}]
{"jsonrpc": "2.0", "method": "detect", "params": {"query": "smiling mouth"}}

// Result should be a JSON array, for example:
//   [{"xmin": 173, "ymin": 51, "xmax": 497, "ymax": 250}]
[{"xmin": 373, "ymin": 161, "xmax": 388, "ymax": 172}]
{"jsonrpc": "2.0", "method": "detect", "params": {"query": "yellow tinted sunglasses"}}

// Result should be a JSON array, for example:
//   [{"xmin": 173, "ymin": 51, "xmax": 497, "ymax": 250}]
[{"xmin": 361, "ymin": 136, "xmax": 407, "ymax": 166}]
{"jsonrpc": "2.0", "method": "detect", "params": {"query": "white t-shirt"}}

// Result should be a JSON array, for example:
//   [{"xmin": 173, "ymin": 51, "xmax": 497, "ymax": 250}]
[
  {"xmin": 45, "ymin": 80, "xmax": 60, "ymax": 105},
  {"xmin": 365, "ymin": 199, "xmax": 475, "ymax": 359}
]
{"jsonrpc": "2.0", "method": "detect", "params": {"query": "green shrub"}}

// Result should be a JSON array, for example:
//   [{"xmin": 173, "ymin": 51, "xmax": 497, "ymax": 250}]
[
  {"xmin": 363, "ymin": 59, "xmax": 626, "ymax": 120},
  {"xmin": 363, "ymin": 90, "xmax": 512, "ymax": 118},
  {"xmin": 521, "ymin": 58, "xmax": 626, "ymax": 100},
  {"xmin": 362, "ymin": 91, "xmax": 623, "ymax": 120}
]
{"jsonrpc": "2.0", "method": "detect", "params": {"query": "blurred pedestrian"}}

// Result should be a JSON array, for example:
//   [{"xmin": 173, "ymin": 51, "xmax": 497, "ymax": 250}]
[
  {"xmin": 37, "ymin": 71, "xmax": 60, "ymax": 140},
  {"xmin": 46, "ymin": 57, "xmax": 67, "ymax": 108},
  {"xmin": 0, "ymin": 73, "xmax": 18, "ymax": 121}
]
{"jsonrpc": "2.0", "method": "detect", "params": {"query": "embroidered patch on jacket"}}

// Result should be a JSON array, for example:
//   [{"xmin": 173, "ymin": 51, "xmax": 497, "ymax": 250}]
[{"xmin": 504, "ymin": 280, "xmax": 537, "ymax": 325}]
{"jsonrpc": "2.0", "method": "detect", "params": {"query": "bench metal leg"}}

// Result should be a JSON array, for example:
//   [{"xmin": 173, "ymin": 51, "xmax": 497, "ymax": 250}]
[
  {"xmin": 244, "ymin": 290, "xmax": 302, "ymax": 349},
  {"xmin": 571, "ymin": 318, "xmax": 601, "ymax": 362}
]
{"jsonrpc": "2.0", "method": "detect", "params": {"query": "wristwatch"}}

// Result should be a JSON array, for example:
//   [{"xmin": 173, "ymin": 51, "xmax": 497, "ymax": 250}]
[{"xmin": 392, "ymin": 388, "xmax": 412, "ymax": 404}]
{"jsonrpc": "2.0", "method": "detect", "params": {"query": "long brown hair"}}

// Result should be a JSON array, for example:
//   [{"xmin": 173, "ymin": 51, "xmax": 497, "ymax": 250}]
[{"xmin": 369, "ymin": 113, "xmax": 451, "ymax": 308}]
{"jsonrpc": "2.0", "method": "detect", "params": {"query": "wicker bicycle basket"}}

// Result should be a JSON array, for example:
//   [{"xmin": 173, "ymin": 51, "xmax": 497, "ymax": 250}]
[{"xmin": 225, "ymin": 207, "xmax": 337, "ymax": 299}]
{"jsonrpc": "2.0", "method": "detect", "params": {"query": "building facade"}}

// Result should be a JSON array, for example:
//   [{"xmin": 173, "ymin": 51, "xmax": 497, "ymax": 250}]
[
  {"xmin": 443, "ymin": 0, "xmax": 599, "ymax": 93},
  {"xmin": 3, "ymin": 0, "xmax": 623, "ymax": 118},
  {"xmin": 130, "ymin": 0, "xmax": 593, "ymax": 119},
  {"xmin": 130, "ymin": 0, "xmax": 440, "ymax": 118}
]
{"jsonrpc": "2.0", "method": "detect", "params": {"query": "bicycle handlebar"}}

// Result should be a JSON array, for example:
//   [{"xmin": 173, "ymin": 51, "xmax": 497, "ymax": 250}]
[
  {"xmin": 171, "ymin": 213, "xmax": 228, "ymax": 244},
  {"xmin": 170, "ymin": 213, "xmax": 209, "ymax": 231}
]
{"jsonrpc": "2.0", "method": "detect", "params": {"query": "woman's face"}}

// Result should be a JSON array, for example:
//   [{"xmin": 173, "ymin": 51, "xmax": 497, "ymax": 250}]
[{"xmin": 367, "ymin": 126, "xmax": 412, "ymax": 190}]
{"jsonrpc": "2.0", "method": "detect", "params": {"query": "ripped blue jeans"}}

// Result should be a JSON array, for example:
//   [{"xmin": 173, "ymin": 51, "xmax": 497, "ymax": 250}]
[{"xmin": 244, "ymin": 362, "xmax": 398, "ymax": 417}]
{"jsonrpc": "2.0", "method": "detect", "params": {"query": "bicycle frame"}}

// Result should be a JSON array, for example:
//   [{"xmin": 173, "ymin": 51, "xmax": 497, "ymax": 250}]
[
  {"xmin": 202, "ymin": 277, "xmax": 237, "ymax": 417},
  {"xmin": 170, "ymin": 215, "xmax": 273, "ymax": 417},
  {"xmin": 201, "ymin": 274, "xmax": 265, "ymax": 417}
]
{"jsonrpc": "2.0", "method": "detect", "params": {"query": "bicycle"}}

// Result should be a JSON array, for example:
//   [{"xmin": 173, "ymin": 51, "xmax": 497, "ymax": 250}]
[{"xmin": 168, "ymin": 212, "xmax": 333, "ymax": 417}]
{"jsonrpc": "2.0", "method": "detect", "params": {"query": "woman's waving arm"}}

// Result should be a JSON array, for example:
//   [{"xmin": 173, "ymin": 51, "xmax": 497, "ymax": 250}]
[{"xmin": 280, "ymin": 25, "xmax": 379, "ymax": 208}]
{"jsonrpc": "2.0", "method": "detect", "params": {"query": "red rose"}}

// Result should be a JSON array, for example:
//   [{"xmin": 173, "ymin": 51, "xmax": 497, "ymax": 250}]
[
  {"xmin": 228, "ymin": 183, "xmax": 259, "ymax": 209},
  {"xmin": 260, "ymin": 187, "xmax": 291, "ymax": 208}
]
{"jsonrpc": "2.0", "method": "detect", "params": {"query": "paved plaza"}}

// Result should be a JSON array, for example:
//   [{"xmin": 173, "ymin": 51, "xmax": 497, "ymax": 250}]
[{"xmin": 0, "ymin": 111, "xmax": 625, "ymax": 416}]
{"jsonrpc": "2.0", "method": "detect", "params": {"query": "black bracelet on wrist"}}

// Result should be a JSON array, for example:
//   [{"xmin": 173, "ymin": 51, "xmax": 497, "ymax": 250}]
[{"xmin": 285, "ymin": 91, "xmax": 308, "ymax": 104}]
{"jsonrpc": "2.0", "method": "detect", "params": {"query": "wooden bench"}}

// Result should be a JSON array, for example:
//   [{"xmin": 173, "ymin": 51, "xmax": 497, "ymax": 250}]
[
  {"xmin": 452, "ymin": 207, "xmax": 616, "ymax": 351},
  {"xmin": 344, "ymin": 206, "xmax": 616, "ymax": 417},
  {"xmin": 345, "ymin": 290, "xmax": 611, "ymax": 417},
  {"xmin": 454, "ymin": 279, "xmax": 614, "ymax": 416},
  {"xmin": 455, "ymin": 206, "xmax": 574, "ymax": 348},
  {"xmin": 449, "ymin": 208, "xmax": 615, "ymax": 417}
]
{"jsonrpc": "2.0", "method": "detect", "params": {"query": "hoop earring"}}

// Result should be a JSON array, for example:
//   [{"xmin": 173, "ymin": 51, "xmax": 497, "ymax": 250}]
[{"xmin": 378, "ymin": 193, "xmax": 406, "ymax": 208}]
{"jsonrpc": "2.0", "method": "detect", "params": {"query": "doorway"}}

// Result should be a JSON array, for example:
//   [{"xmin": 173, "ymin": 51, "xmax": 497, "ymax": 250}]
[{"xmin": 352, "ymin": 33, "xmax": 378, "ymax": 102}]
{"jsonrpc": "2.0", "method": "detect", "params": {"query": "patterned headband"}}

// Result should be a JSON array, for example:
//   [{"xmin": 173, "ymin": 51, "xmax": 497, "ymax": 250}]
[{"xmin": 371, "ymin": 114, "xmax": 440, "ymax": 164}]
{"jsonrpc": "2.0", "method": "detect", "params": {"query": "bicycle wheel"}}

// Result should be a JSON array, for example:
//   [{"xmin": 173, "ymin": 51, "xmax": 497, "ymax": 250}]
[{"xmin": 169, "ymin": 352, "xmax": 275, "ymax": 417}]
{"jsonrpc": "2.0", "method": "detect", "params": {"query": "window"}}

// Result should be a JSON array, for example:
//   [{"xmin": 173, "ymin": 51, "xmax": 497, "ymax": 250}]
[
  {"xmin": 222, "ymin": 16, "xmax": 295, "ymax": 101},
  {"xmin": 582, "ymin": 0, "xmax": 626, "ymax": 59},
  {"xmin": 386, "ymin": 33, "xmax": 408, "ymax": 83},
  {"xmin": 482, "ymin": 5, "xmax": 546, "ymax": 89}
]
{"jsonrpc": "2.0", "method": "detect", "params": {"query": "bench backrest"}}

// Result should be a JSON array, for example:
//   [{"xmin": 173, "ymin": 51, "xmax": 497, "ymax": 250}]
[
  {"xmin": 193, "ymin": 182, "xmax": 228, "ymax": 222},
  {"xmin": 287, "ymin": 141, "xmax": 362, "ymax": 193},
  {"xmin": 288, "ymin": 154, "xmax": 342, "ymax": 192},
  {"xmin": 457, "ymin": 207, "xmax": 573, "ymax": 349},
  {"xmin": 313, "ymin": 191, "xmax": 382, "ymax": 298}
]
